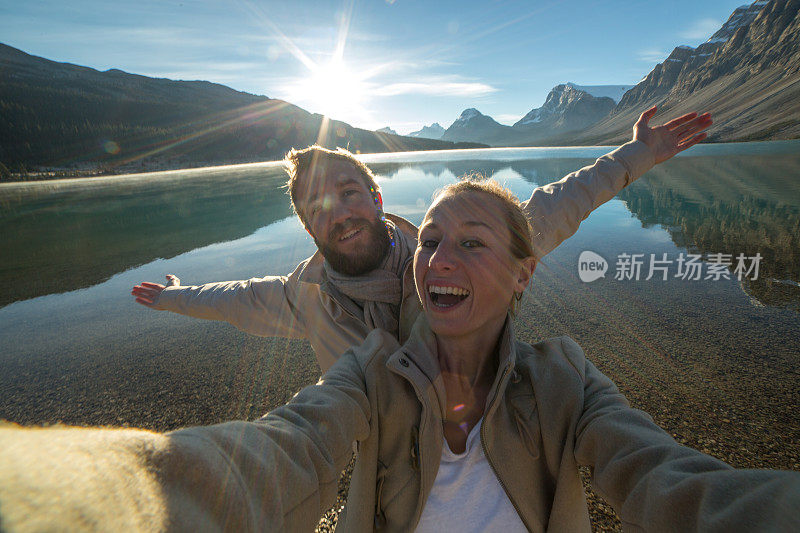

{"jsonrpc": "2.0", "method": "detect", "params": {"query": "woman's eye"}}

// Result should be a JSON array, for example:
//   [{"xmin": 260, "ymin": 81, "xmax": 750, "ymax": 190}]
[
  {"xmin": 420, "ymin": 239, "xmax": 438, "ymax": 249},
  {"xmin": 461, "ymin": 239, "xmax": 483, "ymax": 248}
]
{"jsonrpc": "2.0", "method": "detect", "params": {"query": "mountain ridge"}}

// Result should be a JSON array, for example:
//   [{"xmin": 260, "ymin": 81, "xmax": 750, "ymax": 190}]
[
  {"xmin": 438, "ymin": 0, "xmax": 798, "ymax": 146},
  {"xmin": 0, "ymin": 43, "xmax": 484, "ymax": 176},
  {"xmin": 570, "ymin": 0, "xmax": 800, "ymax": 144}
]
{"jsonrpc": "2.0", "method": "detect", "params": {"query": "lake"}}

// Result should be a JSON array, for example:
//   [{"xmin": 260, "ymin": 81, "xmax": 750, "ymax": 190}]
[{"xmin": 1, "ymin": 141, "xmax": 798, "ymax": 476}]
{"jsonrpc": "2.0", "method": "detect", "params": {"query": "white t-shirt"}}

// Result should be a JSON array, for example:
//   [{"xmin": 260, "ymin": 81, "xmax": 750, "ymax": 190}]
[{"xmin": 415, "ymin": 419, "xmax": 528, "ymax": 532}]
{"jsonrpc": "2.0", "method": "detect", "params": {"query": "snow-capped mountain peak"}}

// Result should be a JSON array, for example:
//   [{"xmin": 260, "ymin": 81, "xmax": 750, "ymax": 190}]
[
  {"xmin": 407, "ymin": 122, "xmax": 445, "ymax": 139},
  {"xmin": 705, "ymin": 1, "xmax": 765, "ymax": 44},
  {"xmin": 565, "ymin": 82, "xmax": 634, "ymax": 103},
  {"xmin": 457, "ymin": 108, "xmax": 482, "ymax": 122}
]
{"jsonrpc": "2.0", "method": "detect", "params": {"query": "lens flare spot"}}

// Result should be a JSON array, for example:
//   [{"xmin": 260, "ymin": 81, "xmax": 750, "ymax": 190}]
[
  {"xmin": 453, "ymin": 404, "xmax": 465, "ymax": 412},
  {"xmin": 103, "ymin": 141, "xmax": 120, "ymax": 155}
]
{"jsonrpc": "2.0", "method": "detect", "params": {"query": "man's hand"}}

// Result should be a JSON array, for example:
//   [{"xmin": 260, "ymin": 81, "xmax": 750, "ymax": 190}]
[
  {"xmin": 131, "ymin": 275, "xmax": 180, "ymax": 309},
  {"xmin": 633, "ymin": 106, "xmax": 712, "ymax": 165}
]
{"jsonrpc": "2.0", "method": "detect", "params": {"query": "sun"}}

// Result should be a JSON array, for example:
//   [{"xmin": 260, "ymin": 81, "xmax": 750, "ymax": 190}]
[{"xmin": 299, "ymin": 58, "xmax": 368, "ymax": 120}]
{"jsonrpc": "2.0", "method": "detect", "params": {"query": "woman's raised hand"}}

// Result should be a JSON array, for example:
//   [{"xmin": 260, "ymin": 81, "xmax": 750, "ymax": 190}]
[{"xmin": 633, "ymin": 106, "xmax": 712, "ymax": 164}]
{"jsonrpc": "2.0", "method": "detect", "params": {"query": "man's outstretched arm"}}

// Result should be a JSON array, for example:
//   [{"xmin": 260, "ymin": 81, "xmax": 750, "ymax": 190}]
[
  {"xmin": 131, "ymin": 274, "xmax": 180, "ymax": 310},
  {"xmin": 131, "ymin": 270, "xmax": 307, "ymax": 340},
  {"xmin": 523, "ymin": 106, "xmax": 712, "ymax": 259}
]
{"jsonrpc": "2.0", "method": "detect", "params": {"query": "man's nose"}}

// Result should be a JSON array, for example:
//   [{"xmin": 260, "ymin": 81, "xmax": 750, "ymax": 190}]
[{"xmin": 329, "ymin": 198, "xmax": 352, "ymax": 225}]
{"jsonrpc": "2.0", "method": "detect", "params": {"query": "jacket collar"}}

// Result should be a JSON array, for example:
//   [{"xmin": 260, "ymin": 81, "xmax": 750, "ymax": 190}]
[
  {"xmin": 295, "ymin": 213, "xmax": 419, "ymax": 285},
  {"xmin": 386, "ymin": 313, "xmax": 519, "ymax": 420}
]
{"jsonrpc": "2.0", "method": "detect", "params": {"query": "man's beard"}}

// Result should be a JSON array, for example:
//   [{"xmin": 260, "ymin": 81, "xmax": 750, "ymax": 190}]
[{"xmin": 316, "ymin": 217, "xmax": 393, "ymax": 276}]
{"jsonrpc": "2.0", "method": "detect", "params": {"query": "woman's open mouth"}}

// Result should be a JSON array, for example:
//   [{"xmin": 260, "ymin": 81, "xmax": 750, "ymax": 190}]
[{"xmin": 428, "ymin": 285, "xmax": 470, "ymax": 308}]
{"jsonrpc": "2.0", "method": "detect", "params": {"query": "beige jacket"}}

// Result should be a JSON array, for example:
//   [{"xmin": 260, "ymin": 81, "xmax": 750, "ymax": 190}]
[
  {"xmin": 1, "ymin": 317, "xmax": 798, "ymax": 532},
  {"xmin": 156, "ymin": 141, "xmax": 656, "ymax": 371}
]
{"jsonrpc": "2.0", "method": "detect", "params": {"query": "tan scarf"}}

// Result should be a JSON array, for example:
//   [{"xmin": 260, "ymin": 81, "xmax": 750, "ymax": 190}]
[{"xmin": 323, "ymin": 220, "xmax": 414, "ymax": 337}]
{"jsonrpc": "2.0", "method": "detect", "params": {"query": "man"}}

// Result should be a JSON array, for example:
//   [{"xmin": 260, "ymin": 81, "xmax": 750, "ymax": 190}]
[{"xmin": 132, "ymin": 107, "xmax": 711, "ymax": 371}]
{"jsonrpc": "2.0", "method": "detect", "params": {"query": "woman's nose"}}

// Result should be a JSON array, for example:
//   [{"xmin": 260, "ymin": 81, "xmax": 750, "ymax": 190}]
[{"xmin": 429, "ymin": 241, "xmax": 457, "ymax": 271}]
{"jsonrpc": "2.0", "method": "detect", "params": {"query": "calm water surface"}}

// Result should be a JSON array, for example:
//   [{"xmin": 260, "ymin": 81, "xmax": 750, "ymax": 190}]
[{"xmin": 1, "ymin": 142, "xmax": 798, "ymax": 465}]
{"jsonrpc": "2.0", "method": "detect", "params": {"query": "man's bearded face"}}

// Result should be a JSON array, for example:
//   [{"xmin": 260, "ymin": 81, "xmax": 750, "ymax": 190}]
[
  {"xmin": 298, "ymin": 159, "xmax": 392, "ymax": 276},
  {"xmin": 314, "ymin": 214, "xmax": 392, "ymax": 276}
]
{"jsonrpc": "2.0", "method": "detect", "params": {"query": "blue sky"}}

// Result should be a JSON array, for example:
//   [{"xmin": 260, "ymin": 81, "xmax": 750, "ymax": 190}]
[{"xmin": 1, "ymin": 0, "xmax": 751, "ymax": 133}]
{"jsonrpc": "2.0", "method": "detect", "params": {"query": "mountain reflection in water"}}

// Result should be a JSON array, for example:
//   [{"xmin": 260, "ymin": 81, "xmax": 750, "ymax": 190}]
[
  {"xmin": 0, "ymin": 165, "xmax": 292, "ymax": 307},
  {"xmin": 0, "ymin": 143, "xmax": 797, "ymax": 474},
  {"xmin": 2, "ymin": 144, "xmax": 800, "ymax": 311},
  {"xmin": 369, "ymin": 145, "xmax": 800, "ymax": 311},
  {"xmin": 617, "ymin": 154, "xmax": 800, "ymax": 311}
]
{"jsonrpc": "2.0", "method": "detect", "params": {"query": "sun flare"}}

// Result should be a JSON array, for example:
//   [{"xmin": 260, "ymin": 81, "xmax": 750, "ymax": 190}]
[{"xmin": 298, "ymin": 59, "xmax": 368, "ymax": 119}]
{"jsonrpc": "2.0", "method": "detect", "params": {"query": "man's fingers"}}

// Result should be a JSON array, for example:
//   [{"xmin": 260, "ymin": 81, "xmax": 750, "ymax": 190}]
[
  {"xmin": 636, "ymin": 105, "xmax": 658, "ymax": 126},
  {"xmin": 131, "ymin": 285, "xmax": 154, "ymax": 294},
  {"xmin": 139, "ymin": 282, "xmax": 165, "ymax": 290},
  {"xmin": 662, "ymin": 112, "xmax": 698, "ymax": 130},
  {"xmin": 676, "ymin": 132, "xmax": 708, "ymax": 152},
  {"xmin": 674, "ymin": 114, "xmax": 712, "ymax": 138}
]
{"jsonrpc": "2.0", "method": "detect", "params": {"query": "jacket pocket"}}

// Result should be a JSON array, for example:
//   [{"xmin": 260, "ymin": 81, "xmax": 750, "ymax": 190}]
[
  {"xmin": 513, "ymin": 404, "xmax": 541, "ymax": 459},
  {"xmin": 374, "ymin": 460, "xmax": 388, "ymax": 530}
]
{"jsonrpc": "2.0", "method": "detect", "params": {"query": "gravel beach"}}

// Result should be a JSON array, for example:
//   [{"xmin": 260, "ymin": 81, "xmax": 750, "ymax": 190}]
[{"xmin": 1, "ymin": 274, "xmax": 797, "ymax": 531}]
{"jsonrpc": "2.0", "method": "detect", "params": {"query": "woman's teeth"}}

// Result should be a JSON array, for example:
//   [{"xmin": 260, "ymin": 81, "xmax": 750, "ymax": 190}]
[
  {"xmin": 428, "ymin": 285, "xmax": 470, "ymax": 307},
  {"xmin": 429, "ymin": 286, "xmax": 469, "ymax": 296}
]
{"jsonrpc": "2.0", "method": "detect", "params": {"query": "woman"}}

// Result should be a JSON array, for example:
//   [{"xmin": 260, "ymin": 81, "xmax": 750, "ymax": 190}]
[{"xmin": 0, "ymin": 182, "xmax": 798, "ymax": 532}]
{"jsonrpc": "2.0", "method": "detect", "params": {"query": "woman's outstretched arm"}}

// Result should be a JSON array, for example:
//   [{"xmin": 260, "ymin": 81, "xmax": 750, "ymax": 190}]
[
  {"xmin": 0, "ymin": 336, "xmax": 388, "ymax": 531},
  {"xmin": 568, "ymin": 337, "xmax": 799, "ymax": 531}
]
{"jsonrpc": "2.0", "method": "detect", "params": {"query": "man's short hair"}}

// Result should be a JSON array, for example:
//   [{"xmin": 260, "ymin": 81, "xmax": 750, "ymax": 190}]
[{"xmin": 284, "ymin": 145, "xmax": 381, "ymax": 230}]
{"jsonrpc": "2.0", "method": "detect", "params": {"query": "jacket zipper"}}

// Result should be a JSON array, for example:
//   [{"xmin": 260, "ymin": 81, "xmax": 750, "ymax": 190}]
[
  {"xmin": 388, "ymin": 359, "xmax": 431, "ymax": 529},
  {"xmin": 480, "ymin": 364, "xmax": 535, "ymax": 532}
]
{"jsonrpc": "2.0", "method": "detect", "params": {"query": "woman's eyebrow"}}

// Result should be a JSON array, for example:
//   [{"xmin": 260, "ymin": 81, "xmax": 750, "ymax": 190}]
[
  {"xmin": 462, "ymin": 220, "xmax": 491, "ymax": 229},
  {"xmin": 419, "ymin": 221, "xmax": 438, "ymax": 231},
  {"xmin": 420, "ymin": 220, "xmax": 493, "ymax": 233}
]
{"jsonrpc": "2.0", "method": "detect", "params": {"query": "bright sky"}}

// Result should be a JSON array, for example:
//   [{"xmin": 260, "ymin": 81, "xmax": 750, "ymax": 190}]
[{"xmin": 0, "ymin": 0, "xmax": 751, "ymax": 133}]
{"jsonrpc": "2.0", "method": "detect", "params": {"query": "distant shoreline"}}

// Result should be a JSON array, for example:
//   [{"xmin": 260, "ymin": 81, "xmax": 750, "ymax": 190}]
[{"xmin": 5, "ymin": 137, "xmax": 800, "ymax": 184}]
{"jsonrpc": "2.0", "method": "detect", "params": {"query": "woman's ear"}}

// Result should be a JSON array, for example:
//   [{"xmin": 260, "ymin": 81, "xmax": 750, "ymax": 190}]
[{"xmin": 515, "ymin": 257, "xmax": 536, "ymax": 292}]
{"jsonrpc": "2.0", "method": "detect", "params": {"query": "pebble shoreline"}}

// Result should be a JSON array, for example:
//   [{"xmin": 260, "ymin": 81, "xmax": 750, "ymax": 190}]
[{"xmin": 1, "ymin": 291, "xmax": 797, "ymax": 531}]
